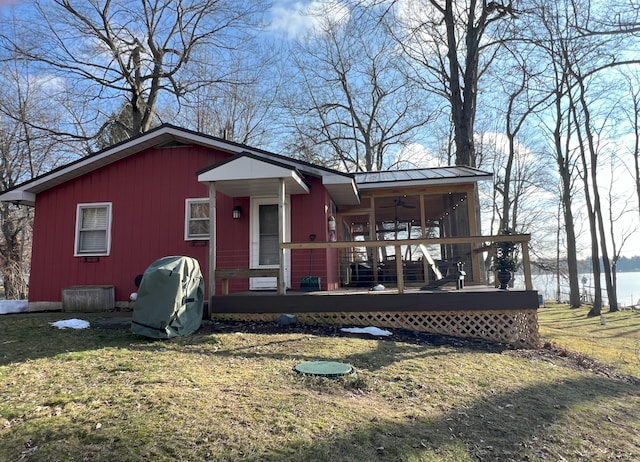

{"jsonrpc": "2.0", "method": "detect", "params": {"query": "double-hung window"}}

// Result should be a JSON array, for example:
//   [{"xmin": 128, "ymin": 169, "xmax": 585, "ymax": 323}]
[
  {"xmin": 185, "ymin": 198, "xmax": 210, "ymax": 240},
  {"xmin": 75, "ymin": 203, "xmax": 112, "ymax": 256}
]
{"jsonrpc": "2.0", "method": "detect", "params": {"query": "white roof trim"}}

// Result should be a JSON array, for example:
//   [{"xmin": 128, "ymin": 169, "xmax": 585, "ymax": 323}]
[
  {"xmin": 198, "ymin": 155, "xmax": 310, "ymax": 197},
  {"xmin": 323, "ymin": 174, "xmax": 360, "ymax": 205},
  {"xmin": 0, "ymin": 190, "xmax": 36, "ymax": 206},
  {"xmin": 198, "ymin": 155, "xmax": 301, "ymax": 183}
]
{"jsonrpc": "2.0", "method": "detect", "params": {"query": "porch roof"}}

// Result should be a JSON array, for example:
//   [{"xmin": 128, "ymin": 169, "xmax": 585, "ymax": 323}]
[
  {"xmin": 354, "ymin": 166, "xmax": 493, "ymax": 190},
  {"xmin": 197, "ymin": 153, "xmax": 310, "ymax": 196}
]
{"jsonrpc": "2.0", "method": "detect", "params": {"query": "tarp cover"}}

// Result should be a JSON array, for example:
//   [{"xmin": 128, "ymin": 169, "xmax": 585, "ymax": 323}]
[{"xmin": 131, "ymin": 256, "xmax": 204, "ymax": 339}]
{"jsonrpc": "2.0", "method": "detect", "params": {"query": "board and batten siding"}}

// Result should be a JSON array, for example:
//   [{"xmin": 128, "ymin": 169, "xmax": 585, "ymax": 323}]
[
  {"xmin": 29, "ymin": 145, "xmax": 231, "ymax": 306},
  {"xmin": 28, "ymin": 146, "xmax": 339, "ymax": 307},
  {"xmin": 288, "ymin": 180, "xmax": 339, "ymax": 292}
]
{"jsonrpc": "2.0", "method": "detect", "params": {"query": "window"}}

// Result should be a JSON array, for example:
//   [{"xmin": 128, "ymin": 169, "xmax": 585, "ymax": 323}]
[
  {"xmin": 185, "ymin": 198, "xmax": 210, "ymax": 240},
  {"xmin": 75, "ymin": 203, "xmax": 112, "ymax": 256},
  {"xmin": 258, "ymin": 204, "xmax": 279, "ymax": 265}
]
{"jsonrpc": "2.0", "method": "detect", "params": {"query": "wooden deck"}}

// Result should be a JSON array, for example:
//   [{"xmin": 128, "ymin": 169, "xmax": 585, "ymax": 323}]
[
  {"xmin": 208, "ymin": 286, "xmax": 540, "ymax": 348},
  {"xmin": 210, "ymin": 286, "xmax": 539, "ymax": 313}
]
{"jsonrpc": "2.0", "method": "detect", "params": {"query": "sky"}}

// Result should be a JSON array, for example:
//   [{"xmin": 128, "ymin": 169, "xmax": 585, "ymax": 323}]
[{"xmin": 2, "ymin": 0, "xmax": 639, "ymax": 258}]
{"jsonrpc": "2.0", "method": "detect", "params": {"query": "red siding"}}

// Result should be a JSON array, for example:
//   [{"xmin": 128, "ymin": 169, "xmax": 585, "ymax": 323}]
[
  {"xmin": 289, "ymin": 181, "xmax": 339, "ymax": 291},
  {"xmin": 29, "ymin": 146, "xmax": 338, "ymax": 303},
  {"xmin": 30, "ymin": 145, "xmax": 228, "ymax": 303}
]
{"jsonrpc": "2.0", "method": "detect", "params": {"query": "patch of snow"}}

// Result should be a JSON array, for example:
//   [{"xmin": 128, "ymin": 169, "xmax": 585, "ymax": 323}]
[
  {"xmin": 371, "ymin": 284, "xmax": 386, "ymax": 291},
  {"xmin": 50, "ymin": 319, "xmax": 90, "ymax": 329},
  {"xmin": 0, "ymin": 300, "xmax": 28, "ymax": 315},
  {"xmin": 340, "ymin": 326, "xmax": 392, "ymax": 336}
]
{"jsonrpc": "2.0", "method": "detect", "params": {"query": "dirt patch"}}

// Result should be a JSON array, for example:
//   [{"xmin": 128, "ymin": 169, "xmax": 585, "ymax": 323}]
[{"xmin": 199, "ymin": 320, "xmax": 510, "ymax": 351}]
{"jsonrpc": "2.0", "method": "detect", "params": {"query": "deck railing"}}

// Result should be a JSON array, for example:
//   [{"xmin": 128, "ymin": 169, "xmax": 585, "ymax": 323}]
[{"xmin": 281, "ymin": 233, "xmax": 532, "ymax": 294}]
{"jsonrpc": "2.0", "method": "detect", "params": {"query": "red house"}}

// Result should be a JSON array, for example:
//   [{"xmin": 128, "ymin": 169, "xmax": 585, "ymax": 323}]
[
  {"xmin": 0, "ymin": 124, "xmax": 540, "ymax": 348},
  {"xmin": 0, "ymin": 125, "xmax": 365, "ymax": 311}
]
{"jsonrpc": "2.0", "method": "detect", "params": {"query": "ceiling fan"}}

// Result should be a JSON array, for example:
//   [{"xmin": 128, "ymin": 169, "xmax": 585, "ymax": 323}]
[
  {"xmin": 381, "ymin": 197, "xmax": 417, "ymax": 209},
  {"xmin": 378, "ymin": 197, "xmax": 417, "ymax": 236}
]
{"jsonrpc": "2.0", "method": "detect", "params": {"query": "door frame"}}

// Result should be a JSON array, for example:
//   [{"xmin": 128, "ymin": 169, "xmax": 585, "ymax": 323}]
[{"xmin": 249, "ymin": 196, "xmax": 291, "ymax": 289}]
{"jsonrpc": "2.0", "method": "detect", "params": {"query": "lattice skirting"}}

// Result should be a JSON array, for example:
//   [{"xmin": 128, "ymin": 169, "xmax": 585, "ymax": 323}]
[{"xmin": 210, "ymin": 310, "xmax": 540, "ymax": 348}]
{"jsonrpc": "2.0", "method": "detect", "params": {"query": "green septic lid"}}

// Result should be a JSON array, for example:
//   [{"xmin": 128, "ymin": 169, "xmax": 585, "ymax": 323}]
[{"xmin": 294, "ymin": 361, "xmax": 354, "ymax": 378}]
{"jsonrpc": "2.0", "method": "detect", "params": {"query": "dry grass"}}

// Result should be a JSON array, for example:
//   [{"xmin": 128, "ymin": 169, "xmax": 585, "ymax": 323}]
[
  {"xmin": 0, "ymin": 308, "xmax": 638, "ymax": 462},
  {"xmin": 538, "ymin": 303, "xmax": 640, "ymax": 377}
]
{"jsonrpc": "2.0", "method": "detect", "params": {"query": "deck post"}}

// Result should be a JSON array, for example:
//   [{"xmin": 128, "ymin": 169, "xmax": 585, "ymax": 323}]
[
  {"xmin": 208, "ymin": 182, "xmax": 216, "ymax": 316},
  {"xmin": 278, "ymin": 178, "xmax": 287, "ymax": 295},
  {"xmin": 522, "ymin": 241, "xmax": 533, "ymax": 290}
]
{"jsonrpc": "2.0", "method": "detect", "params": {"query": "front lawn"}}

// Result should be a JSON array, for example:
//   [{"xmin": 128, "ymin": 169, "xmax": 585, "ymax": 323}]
[{"xmin": 0, "ymin": 307, "xmax": 638, "ymax": 461}]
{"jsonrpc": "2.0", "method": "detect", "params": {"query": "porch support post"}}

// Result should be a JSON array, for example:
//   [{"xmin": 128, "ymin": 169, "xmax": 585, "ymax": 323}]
[
  {"xmin": 278, "ymin": 178, "xmax": 287, "ymax": 295},
  {"xmin": 395, "ymin": 244, "xmax": 404, "ymax": 293},
  {"xmin": 419, "ymin": 194, "xmax": 429, "ymax": 284},
  {"xmin": 369, "ymin": 196, "xmax": 379, "ymax": 285},
  {"xmin": 467, "ymin": 185, "xmax": 482, "ymax": 283},
  {"xmin": 208, "ymin": 182, "xmax": 216, "ymax": 317}
]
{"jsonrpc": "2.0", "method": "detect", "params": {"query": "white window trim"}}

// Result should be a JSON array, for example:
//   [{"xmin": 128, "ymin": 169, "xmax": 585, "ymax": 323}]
[
  {"xmin": 185, "ymin": 198, "xmax": 210, "ymax": 240},
  {"xmin": 74, "ymin": 202, "xmax": 113, "ymax": 257}
]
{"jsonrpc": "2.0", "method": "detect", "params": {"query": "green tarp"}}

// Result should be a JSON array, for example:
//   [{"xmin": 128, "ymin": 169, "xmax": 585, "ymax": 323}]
[{"xmin": 131, "ymin": 256, "xmax": 204, "ymax": 339}]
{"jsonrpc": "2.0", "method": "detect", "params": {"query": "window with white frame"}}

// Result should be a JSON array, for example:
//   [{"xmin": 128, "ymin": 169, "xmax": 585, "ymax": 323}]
[
  {"xmin": 185, "ymin": 198, "xmax": 210, "ymax": 240},
  {"xmin": 75, "ymin": 203, "xmax": 112, "ymax": 256}
]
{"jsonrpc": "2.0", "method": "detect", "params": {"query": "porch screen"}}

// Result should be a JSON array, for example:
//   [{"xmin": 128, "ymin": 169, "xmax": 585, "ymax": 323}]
[{"xmin": 259, "ymin": 204, "xmax": 279, "ymax": 265}]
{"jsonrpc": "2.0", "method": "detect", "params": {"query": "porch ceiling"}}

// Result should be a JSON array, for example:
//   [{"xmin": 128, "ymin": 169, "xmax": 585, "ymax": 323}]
[{"xmin": 210, "ymin": 177, "xmax": 309, "ymax": 197}]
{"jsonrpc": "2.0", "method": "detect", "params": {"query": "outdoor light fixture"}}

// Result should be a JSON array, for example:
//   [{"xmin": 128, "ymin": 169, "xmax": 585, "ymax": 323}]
[{"xmin": 232, "ymin": 205, "xmax": 241, "ymax": 219}]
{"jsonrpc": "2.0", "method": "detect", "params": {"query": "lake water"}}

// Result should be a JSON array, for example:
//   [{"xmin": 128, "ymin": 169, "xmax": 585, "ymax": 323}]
[{"xmin": 517, "ymin": 271, "xmax": 640, "ymax": 306}]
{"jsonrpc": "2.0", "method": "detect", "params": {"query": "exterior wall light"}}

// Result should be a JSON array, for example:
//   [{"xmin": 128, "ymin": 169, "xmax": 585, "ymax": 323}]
[{"xmin": 232, "ymin": 205, "xmax": 241, "ymax": 219}]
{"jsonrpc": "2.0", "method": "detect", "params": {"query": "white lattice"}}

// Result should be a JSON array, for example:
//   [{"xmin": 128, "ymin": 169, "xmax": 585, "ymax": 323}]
[{"xmin": 210, "ymin": 310, "xmax": 539, "ymax": 348}]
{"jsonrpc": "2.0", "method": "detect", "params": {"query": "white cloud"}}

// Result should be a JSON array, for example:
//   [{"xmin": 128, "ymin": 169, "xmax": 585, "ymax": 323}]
[
  {"xmin": 476, "ymin": 131, "xmax": 539, "ymax": 165},
  {"xmin": 388, "ymin": 143, "xmax": 441, "ymax": 169},
  {"xmin": 269, "ymin": 0, "xmax": 351, "ymax": 40}
]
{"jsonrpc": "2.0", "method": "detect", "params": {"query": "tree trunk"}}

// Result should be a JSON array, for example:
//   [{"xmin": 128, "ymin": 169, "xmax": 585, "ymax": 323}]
[
  {"xmin": 576, "ymin": 77, "xmax": 618, "ymax": 312},
  {"xmin": 572, "ymin": 114, "xmax": 603, "ymax": 316},
  {"xmin": 0, "ymin": 204, "xmax": 29, "ymax": 299},
  {"xmin": 553, "ymin": 86, "xmax": 581, "ymax": 308}
]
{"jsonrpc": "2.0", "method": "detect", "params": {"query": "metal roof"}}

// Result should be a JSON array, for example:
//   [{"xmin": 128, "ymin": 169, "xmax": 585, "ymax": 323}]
[{"xmin": 354, "ymin": 166, "xmax": 493, "ymax": 189}]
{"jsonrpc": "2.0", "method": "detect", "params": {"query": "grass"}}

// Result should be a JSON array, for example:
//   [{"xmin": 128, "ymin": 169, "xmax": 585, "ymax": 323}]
[
  {"xmin": 538, "ymin": 303, "xmax": 640, "ymax": 377},
  {"xmin": 0, "ymin": 306, "xmax": 638, "ymax": 461}
]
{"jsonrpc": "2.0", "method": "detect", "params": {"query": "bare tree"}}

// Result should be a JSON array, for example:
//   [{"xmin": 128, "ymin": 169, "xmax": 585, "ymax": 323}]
[
  {"xmin": 521, "ymin": 0, "xmax": 586, "ymax": 308},
  {"xmin": 520, "ymin": 0, "xmax": 640, "ymax": 310},
  {"xmin": 605, "ymin": 154, "xmax": 638, "ymax": 309},
  {"xmin": 389, "ymin": 0, "xmax": 517, "ymax": 167},
  {"xmin": 622, "ymin": 72, "xmax": 640, "ymax": 222},
  {"xmin": 283, "ymin": 5, "xmax": 436, "ymax": 172},
  {"xmin": 0, "ymin": 0, "xmax": 267, "ymax": 140},
  {"xmin": 0, "ymin": 56, "xmax": 65, "ymax": 298},
  {"xmin": 179, "ymin": 49, "xmax": 286, "ymax": 147}
]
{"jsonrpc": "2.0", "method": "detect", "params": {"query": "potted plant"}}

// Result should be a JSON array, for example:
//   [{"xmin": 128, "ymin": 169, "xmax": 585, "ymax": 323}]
[{"xmin": 493, "ymin": 230, "xmax": 517, "ymax": 290}]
